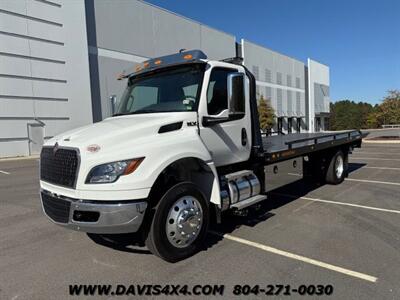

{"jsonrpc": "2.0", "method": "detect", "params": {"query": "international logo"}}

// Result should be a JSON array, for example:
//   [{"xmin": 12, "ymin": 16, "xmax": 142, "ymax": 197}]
[{"xmin": 53, "ymin": 142, "xmax": 59, "ymax": 155}]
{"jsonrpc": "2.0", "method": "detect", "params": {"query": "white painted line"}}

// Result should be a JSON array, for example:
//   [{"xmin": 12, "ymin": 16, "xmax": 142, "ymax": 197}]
[
  {"xmin": 272, "ymin": 192, "xmax": 400, "ymax": 214},
  {"xmin": 362, "ymin": 166, "xmax": 400, "ymax": 171},
  {"xmin": 346, "ymin": 178, "xmax": 400, "ymax": 186},
  {"xmin": 286, "ymin": 172, "xmax": 400, "ymax": 186},
  {"xmin": 210, "ymin": 231, "xmax": 378, "ymax": 283},
  {"xmin": 351, "ymin": 157, "xmax": 400, "ymax": 161},
  {"xmin": 353, "ymin": 152, "xmax": 400, "ymax": 155},
  {"xmin": 0, "ymin": 170, "xmax": 10, "ymax": 175}
]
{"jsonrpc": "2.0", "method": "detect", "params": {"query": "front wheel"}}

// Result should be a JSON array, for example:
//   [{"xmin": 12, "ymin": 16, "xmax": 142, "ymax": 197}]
[{"xmin": 145, "ymin": 182, "xmax": 209, "ymax": 262}]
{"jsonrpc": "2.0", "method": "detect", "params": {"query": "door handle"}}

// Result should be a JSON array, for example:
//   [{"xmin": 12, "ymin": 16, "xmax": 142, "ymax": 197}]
[{"xmin": 241, "ymin": 128, "xmax": 247, "ymax": 146}]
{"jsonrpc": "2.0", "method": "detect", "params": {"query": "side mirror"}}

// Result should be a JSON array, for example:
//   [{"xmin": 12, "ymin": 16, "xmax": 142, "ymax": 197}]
[
  {"xmin": 227, "ymin": 73, "xmax": 245, "ymax": 115},
  {"xmin": 109, "ymin": 95, "xmax": 117, "ymax": 115}
]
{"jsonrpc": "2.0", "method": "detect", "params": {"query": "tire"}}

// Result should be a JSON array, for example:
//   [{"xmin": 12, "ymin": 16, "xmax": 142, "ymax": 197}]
[
  {"xmin": 325, "ymin": 150, "xmax": 346, "ymax": 184},
  {"xmin": 145, "ymin": 182, "xmax": 209, "ymax": 262}
]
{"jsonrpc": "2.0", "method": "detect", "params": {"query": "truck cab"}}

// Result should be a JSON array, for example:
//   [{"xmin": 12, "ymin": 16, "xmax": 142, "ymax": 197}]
[{"xmin": 40, "ymin": 50, "xmax": 362, "ymax": 262}]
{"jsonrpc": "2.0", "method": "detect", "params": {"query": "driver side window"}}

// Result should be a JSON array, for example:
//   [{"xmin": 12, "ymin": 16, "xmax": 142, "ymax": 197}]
[{"xmin": 207, "ymin": 68, "xmax": 237, "ymax": 115}]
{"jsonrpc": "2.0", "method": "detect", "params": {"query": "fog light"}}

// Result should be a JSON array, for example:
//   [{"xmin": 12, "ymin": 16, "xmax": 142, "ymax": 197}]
[{"xmin": 73, "ymin": 210, "xmax": 100, "ymax": 222}]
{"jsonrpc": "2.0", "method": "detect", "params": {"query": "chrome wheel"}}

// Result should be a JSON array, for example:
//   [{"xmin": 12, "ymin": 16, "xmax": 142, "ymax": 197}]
[
  {"xmin": 335, "ymin": 155, "xmax": 344, "ymax": 178},
  {"xmin": 166, "ymin": 196, "xmax": 203, "ymax": 248}
]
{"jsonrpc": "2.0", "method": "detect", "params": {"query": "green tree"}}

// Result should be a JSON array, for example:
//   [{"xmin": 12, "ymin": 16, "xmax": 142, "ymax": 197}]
[
  {"xmin": 330, "ymin": 100, "xmax": 375, "ymax": 130},
  {"xmin": 258, "ymin": 95, "xmax": 275, "ymax": 132},
  {"xmin": 374, "ymin": 90, "xmax": 400, "ymax": 126}
]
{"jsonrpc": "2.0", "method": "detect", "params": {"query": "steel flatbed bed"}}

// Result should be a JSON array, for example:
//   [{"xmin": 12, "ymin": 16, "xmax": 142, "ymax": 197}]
[{"xmin": 262, "ymin": 130, "xmax": 362, "ymax": 164}]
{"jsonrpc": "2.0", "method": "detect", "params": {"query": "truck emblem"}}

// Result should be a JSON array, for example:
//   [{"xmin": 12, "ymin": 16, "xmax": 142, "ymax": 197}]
[
  {"xmin": 86, "ymin": 144, "xmax": 101, "ymax": 153},
  {"xmin": 53, "ymin": 142, "xmax": 59, "ymax": 155}
]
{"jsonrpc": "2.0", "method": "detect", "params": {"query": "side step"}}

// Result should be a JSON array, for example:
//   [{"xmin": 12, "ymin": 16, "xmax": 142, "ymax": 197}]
[{"xmin": 231, "ymin": 194, "xmax": 267, "ymax": 210}]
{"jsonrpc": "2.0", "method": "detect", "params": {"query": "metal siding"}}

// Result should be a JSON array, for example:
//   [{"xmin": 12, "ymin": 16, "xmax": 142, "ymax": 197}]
[
  {"xmin": 0, "ymin": 0, "xmax": 93, "ymax": 157},
  {"xmin": 242, "ymin": 40, "xmax": 308, "ymax": 131},
  {"xmin": 90, "ymin": 0, "xmax": 236, "ymax": 120}
]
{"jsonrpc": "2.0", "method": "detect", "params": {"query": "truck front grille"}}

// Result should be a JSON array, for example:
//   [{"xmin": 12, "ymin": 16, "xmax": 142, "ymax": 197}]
[
  {"xmin": 41, "ymin": 192, "xmax": 71, "ymax": 223},
  {"xmin": 40, "ymin": 146, "xmax": 79, "ymax": 188}
]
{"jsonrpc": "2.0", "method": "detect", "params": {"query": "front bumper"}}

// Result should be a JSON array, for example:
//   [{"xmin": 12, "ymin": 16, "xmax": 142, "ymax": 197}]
[{"xmin": 40, "ymin": 189, "xmax": 147, "ymax": 234}]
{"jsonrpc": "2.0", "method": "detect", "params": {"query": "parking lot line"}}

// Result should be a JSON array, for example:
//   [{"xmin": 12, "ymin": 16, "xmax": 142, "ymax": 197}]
[
  {"xmin": 210, "ymin": 231, "xmax": 378, "ymax": 283},
  {"xmin": 350, "ymin": 157, "xmax": 400, "ymax": 161},
  {"xmin": 346, "ymin": 178, "xmax": 400, "ymax": 186},
  {"xmin": 353, "ymin": 152, "xmax": 400, "ymax": 155},
  {"xmin": 362, "ymin": 166, "xmax": 400, "ymax": 171},
  {"xmin": 0, "ymin": 170, "xmax": 10, "ymax": 175},
  {"xmin": 287, "ymin": 173, "xmax": 400, "ymax": 186},
  {"xmin": 272, "ymin": 193, "xmax": 400, "ymax": 214}
]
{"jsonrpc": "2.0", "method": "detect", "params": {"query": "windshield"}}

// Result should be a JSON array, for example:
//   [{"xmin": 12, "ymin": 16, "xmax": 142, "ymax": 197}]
[{"xmin": 115, "ymin": 64, "xmax": 205, "ymax": 115}]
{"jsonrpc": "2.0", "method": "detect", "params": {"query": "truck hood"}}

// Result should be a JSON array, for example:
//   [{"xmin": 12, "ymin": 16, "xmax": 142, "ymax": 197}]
[{"xmin": 46, "ymin": 112, "xmax": 198, "ymax": 151}]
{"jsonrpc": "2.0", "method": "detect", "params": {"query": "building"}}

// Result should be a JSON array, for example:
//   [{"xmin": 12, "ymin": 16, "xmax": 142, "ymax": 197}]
[{"xmin": 0, "ymin": 0, "xmax": 330, "ymax": 158}]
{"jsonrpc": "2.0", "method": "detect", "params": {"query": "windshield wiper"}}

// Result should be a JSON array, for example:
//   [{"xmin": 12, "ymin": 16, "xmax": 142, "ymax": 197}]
[{"xmin": 113, "ymin": 109, "xmax": 159, "ymax": 117}]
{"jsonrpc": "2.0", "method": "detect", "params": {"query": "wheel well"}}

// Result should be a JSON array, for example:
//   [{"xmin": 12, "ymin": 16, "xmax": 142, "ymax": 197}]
[{"xmin": 147, "ymin": 157, "xmax": 215, "ymax": 208}]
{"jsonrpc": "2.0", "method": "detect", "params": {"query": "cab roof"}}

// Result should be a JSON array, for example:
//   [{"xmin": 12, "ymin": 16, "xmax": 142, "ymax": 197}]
[{"xmin": 118, "ymin": 50, "xmax": 208, "ymax": 80}]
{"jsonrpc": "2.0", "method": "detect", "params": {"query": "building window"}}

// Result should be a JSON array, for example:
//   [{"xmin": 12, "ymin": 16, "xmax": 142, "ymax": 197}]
[
  {"xmin": 286, "ymin": 75, "xmax": 292, "ymax": 87},
  {"xmin": 287, "ymin": 90, "xmax": 292, "ymax": 115},
  {"xmin": 266, "ymin": 86, "xmax": 272, "ymax": 100},
  {"xmin": 252, "ymin": 66, "xmax": 259, "ymax": 81},
  {"xmin": 276, "ymin": 72, "xmax": 282, "ymax": 85},
  {"xmin": 277, "ymin": 88, "xmax": 282, "ymax": 114},
  {"xmin": 296, "ymin": 77, "xmax": 300, "ymax": 88},
  {"xmin": 265, "ymin": 69, "xmax": 272, "ymax": 83},
  {"xmin": 296, "ymin": 92, "xmax": 301, "ymax": 115}
]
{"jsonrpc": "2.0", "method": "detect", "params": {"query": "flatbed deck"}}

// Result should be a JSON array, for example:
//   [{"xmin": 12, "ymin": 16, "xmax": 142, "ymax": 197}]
[{"xmin": 263, "ymin": 130, "xmax": 362, "ymax": 164}]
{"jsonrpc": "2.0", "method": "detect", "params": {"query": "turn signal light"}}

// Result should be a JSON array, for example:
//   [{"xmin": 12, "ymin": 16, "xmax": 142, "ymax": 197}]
[{"xmin": 123, "ymin": 157, "xmax": 145, "ymax": 175}]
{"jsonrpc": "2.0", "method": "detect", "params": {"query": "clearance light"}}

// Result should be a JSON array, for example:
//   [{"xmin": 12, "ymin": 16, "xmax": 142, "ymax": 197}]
[
  {"xmin": 183, "ymin": 54, "xmax": 193, "ymax": 60},
  {"xmin": 154, "ymin": 60, "xmax": 162, "ymax": 65},
  {"xmin": 135, "ymin": 65, "xmax": 142, "ymax": 72},
  {"xmin": 143, "ymin": 62, "xmax": 150, "ymax": 68}
]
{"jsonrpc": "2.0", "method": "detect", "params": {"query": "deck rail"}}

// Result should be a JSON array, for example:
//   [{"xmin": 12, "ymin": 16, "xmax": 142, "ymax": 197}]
[{"xmin": 285, "ymin": 130, "xmax": 362, "ymax": 149}]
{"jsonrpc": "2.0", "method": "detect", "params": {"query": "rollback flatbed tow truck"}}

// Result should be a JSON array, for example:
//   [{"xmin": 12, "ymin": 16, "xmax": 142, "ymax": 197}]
[{"xmin": 40, "ymin": 50, "xmax": 362, "ymax": 262}]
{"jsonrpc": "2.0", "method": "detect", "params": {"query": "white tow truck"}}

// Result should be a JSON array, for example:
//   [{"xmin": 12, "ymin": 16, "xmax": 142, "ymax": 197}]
[{"xmin": 40, "ymin": 50, "xmax": 362, "ymax": 262}]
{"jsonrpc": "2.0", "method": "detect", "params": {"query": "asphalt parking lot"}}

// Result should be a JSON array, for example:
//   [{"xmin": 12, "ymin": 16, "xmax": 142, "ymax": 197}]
[{"xmin": 1, "ymin": 142, "xmax": 400, "ymax": 299}]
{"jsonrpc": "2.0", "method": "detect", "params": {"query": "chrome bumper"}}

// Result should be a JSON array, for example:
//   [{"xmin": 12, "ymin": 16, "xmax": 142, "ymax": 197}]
[{"xmin": 40, "ymin": 190, "xmax": 147, "ymax": 234}]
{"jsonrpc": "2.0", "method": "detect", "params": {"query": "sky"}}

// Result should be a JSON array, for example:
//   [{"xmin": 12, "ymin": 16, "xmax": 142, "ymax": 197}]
[{"xmin": 146, "ymin": 0, "xmax": 400, "ymax": 105}]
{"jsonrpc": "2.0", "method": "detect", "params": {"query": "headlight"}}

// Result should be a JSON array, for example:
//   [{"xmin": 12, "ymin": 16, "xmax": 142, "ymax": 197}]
[{"xmin": 85, "ymin": 157, "xmax": 144, "ymax": 184}]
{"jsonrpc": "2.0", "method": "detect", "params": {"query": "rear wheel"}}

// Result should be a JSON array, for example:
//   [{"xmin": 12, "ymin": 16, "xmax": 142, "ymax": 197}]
[
  {"xmin": 145, "ymin": 182, "xmax": 209, "ymax": 262},
  {"xmin": 325, "ymin": 150, "xmax": 346, "ymax": 184}
]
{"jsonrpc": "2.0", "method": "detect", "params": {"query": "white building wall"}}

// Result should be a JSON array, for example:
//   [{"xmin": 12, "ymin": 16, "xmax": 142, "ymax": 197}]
[
  {"xmin": 307, "ymin": 58, "xmax": 330, "ymax": 132},
  {"xmin": 241, "ymin": 39, "xmax": 307, "ymax": 133},
  {"xmin": 0, "ymin": 0, "xmax": 92, "ymax": 157},
  {"xmin": 86, "ymin": 0, "xmax": 237, "ymax": 120}
]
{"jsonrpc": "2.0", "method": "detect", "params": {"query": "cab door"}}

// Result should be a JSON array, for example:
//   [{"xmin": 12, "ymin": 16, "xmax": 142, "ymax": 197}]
[{"xmin": 198, "ymin": 65, "xmax": 252, "ymax": 167}]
